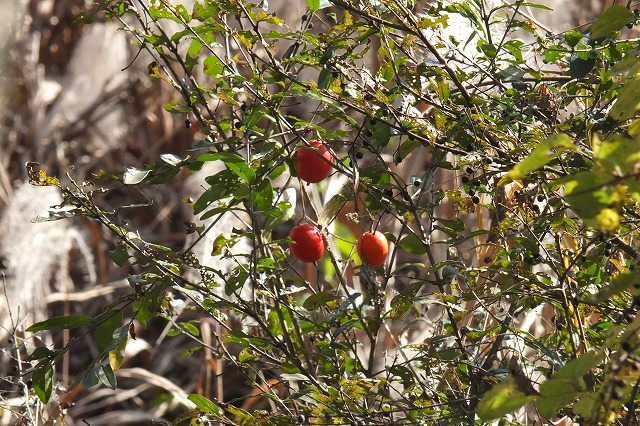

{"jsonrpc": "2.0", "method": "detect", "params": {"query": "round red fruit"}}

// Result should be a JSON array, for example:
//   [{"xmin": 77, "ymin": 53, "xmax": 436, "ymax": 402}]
[
  {"xmin": 295, "ymin": 140, "xmax": 334, "ymax": 183},
  {"xmin": 357, "ymin": 231, "xmax": 388, "ymax": 267},
  {"xmin": 289, "ymin": 223, "xmax": 325, "ymax": 263}
]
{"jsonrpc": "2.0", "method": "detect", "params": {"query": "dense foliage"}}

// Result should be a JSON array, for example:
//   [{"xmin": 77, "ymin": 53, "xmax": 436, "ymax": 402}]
[{"xmin": 16, "ymin": 0, "xmax": 640, "ymax": 424}]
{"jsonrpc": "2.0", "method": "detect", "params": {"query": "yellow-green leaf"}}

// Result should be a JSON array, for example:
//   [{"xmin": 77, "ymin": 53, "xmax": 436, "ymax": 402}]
[
  {"xmin": 476, "ymin": 377, "xmax": 537, "ymax": 420},
  {"xmin": 609, "ymin": 78, "xmax": 640, "ymax": 121},
  {"xmin": 109, "ymin": 333, "xmax": 128, "ymax": 371},
  {"xmin": 499, "ymin": 134, "xmax": 574, "ymax": 185}
]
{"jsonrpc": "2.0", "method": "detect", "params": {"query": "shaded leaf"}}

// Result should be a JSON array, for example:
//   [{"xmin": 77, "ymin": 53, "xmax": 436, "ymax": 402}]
[
  {"xmin": 318, "ymin": 67, "xmax": 332, "ymax": 91},
  {"xmin": 609, "ymin": 78, "xmax": 640, "ymax": 121},
  {"xmin": 318, "ymin": 192, "xmax": 349, "ymax": 227},
  {"xmin": 398, "ymin": 234, "xmax": 428, "ymax": 255},
  {"xmin": 98, "ymin": 364, "xmax": 117, "ymax": 390},
  {"xmin": 303, "ymin": 291, "xmax": 337, "ymax": 310},
  {"xmin": 590, "ymin": 5, "xmax": 633, "ymax": 40},
  {"xmin": 109, "ymin": 244, "xmax": 130, "ymax": 267},
  {"xmin": 95, "ymin": 311, "xmax": 123, "ymax": 352}
]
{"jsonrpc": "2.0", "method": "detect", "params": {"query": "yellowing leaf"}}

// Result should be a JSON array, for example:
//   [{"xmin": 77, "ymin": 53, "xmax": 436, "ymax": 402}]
[
  {"xmin": 560, "ymin": 171, "xmax": 624, "ymax": 232},
  {"xmin": 109, "ymin": 334, "xmax": 127, "ymax": 371}
]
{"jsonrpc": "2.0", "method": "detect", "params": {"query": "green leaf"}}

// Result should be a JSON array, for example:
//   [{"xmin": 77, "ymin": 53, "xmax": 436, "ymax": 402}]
[
  {"xmin": 98, "ymin": 364, "xmax": 117, "ymax": 390},
  {"xmin": 225, "ymin": 159, "xmax": 255, "ymax": 185},
  {"xmin": 203, "ymin": 55, "xmax": 224, "ymax": 77},
  {"xmin": 590, "ymin": 5, "xmax": 633, "ymax": 40},
  {"xmin": 179, "ymin": 321, "xmax": 200, "ymax": 337},
  {"xmin": 318, "ymin": 67, "xmax": 332, "ymax": 91},
  {"xmin": 82, "ymin": 368, "xmax": 100, "ymax": 389},
  {"xmin": 257, "ymin": 257, "xmax": 277, "ymax": 270},
  {"xmin": 609, "ymin": 78, "xmax": 640, "ymax": 121},
  {"xmin": 133, "ymin": 285, "xmax": 165, "ymax": 327},
  {"xmin": 27, "ymin": 315, "xmax": 94, "ymax": 332},
  {"xmin": 573, "ymin": 392, "xmax": 599, "ymax": 418},
  {"xmin": 560, "ymin": 170, "xmax": 623, "ymax": 231},
  {"xmin": 188, "ymin": 394, "xmax": 221, "ymax": 415},
  {"xmin": 608, "ymin": 54, "xmax": 640, "ymax": 77},
  {"xmin": 225, "ymin": 405, "xmax": 256, "ymax": 423},
  {"xmin": 27, "ymin": 347, "xmax": 56, "ymax": 361},
  {"xmin": 500, "ymin": 134, "xmax": 574, "ymax": 184},
  {"xmin": 553, "ymin": 351, "xmax": 603, "ymax": 380},
  {"xmin": 306, "ymin": 0, "xmax": 331, "ymax": 12},
  {"xmin": 366, "ymin": 119, "xmax": 392, "ymax": 148},
  {"xmin": 109, "ymin": 244, "xmax": 130, "ymax": 267},
  {"xmin": 389, "ymin": 282, "xmax": 422, "ymax": 320},
  {"xmin": 389, "ymin": 295, "xmax": 413, "ymax": 320},
  {"xmin": 476, "ymin": 377, "xmax": 537, "ymax": 420},
  {"xmin": 33, "ymin": 362, "xmax": 54, "ymax": 403},
  {"xmin": 398, "ymin": 234, "xmax": 428, "ymax": 255},
  {"xmin": 564, "ymin": 29, "xmax": 586, "ymax": 48},
  {"xmin": 303, "ymin": 291, "xmax": 337, "ymax": 310},
  {"xmin": 537, "ymin": 378, "xmax": 581, "ymax": 418},
  {"xmin": 536, "ymin": 351, "xmax": 603, "ymax": 418},
  {"xmin": 397, "ymin": 138, "xmax": 423, "ymax": 163},
  {"xmin": 569, "ymin": 54, "xmax": 597, "ymax": 79},
  {"xmin": 582, "ymin": 271, "xmax": 640, "ymax": 304},
  {"xmin": 253, "ymin": 178, "xmax": 274, "ymax": 214},
  {"xmin": 95, "ymin": 311, "xmax": 123, "ymax": 352},
  {"xmin": 175, "ymin": 4, "xmax": 190, "ymax": 21}
]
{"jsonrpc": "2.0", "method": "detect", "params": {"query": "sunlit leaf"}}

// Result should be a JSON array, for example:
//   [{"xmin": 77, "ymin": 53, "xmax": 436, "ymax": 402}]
[
  {"xmin": 500, "ymin": 133, "xmax": 574, "ymax": 185},
  {"xmin": 188, "ymin": 394, "xmax": 221, "ymax": 415},
  {"xmin": 476, "ymin": 377, "xmax": 537, "ymax": 420},
  {"xmin": 27, "ymin": 315, "xmax": 94, "ymax": 332},
  {"xmin": 33, "ymin": 362, "xmax": 54, "ymax": 403},
  {"xmin": 123, "ymin": 166, "xmax": 150, "ymax": 185},
  {"xmin": 306, "ymin": 0, "xmax": 331, "ymax": 12},
  {"xmin": 582, "ymin": 271, "xmax": 640, "ymax": 304},
  {"xmin": 109, "ymin": 327, "xmax": 128, "ymax": 371},
  {"xmin": 559, "ymin": 171, "xmax": 623, "ymax": 232}
]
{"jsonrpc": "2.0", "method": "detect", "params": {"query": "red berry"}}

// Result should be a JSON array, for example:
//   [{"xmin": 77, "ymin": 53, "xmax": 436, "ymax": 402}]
[
  {"xmin": 289, "ymin": 224, "xmax": 324, "ymax": 263},
  {"xmin": 295, "ymin": 140, "xmax": 333, "ymax": 183},
  {"xmin": 357, "ymin": 231, "xmax": 388, "ymax": 267}
]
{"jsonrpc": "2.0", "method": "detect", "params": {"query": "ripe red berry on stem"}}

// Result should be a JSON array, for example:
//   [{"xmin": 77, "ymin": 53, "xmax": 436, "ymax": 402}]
[
  {"xmin": 289, "ymin": 223, "xmax": 324, "ymax": 263},
  {"xmin": 357, "ymin": 231, "xmax": 388, "ymax": 267},
  {"xmin": 295, "ymin": 140, "xmax": 333, "ymax": 183}
]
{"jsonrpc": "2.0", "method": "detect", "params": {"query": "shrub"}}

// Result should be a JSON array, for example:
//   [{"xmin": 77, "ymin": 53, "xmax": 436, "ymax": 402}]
[{"xmin": 20, "ymin": 0, "xmax": 640, "ymax": 424}]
